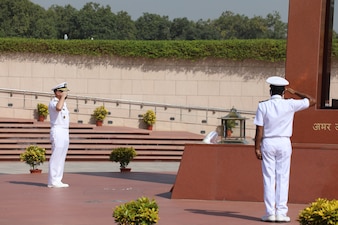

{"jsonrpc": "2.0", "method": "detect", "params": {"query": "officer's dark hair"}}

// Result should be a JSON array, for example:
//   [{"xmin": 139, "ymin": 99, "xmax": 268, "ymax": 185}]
[{"xmin": 270, "ymin": 85, "xmax": 285, "ymax": 96}]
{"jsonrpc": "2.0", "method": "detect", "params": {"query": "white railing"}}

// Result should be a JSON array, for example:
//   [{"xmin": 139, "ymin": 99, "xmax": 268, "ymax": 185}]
[{"xmin": 0, "ymin": 88, "xmax": 257, "ymax": 137}]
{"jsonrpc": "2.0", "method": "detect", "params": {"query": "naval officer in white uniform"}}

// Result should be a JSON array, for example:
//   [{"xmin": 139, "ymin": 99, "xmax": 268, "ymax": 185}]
[
  {"xmin": 254, "ymin": 76, "xmax": 316, "ymax": 222},
  {"xmin": 47, "ymin": 82, "xmax": 70, "ymax": 188}
]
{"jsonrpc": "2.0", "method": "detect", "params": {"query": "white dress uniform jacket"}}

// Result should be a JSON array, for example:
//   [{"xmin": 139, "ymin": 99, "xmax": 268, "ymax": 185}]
[{"xmin": 48, "ymin": 97, "xmax": 69, "ymax": 186}]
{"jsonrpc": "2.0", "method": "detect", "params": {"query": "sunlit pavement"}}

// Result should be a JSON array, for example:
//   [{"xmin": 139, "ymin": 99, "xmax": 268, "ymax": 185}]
[{"xmin": 0, "ymin": 161, "xmax": 306, "ymax": 225}]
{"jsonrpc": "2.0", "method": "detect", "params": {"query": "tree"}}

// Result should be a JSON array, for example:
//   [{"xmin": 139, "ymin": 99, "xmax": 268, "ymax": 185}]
[
  {"xmin": 0, "ymin": 1, "xmax": 288, "ymax": 40},
  {"xmin": 245, "ymin": 16, "xmax": 268, "ymax": 39},
  {"xmin": 170, "ymin": 17, "xmax": 197, "ymax": 40},
  {"xmin": 213, "ymin": 11, "xmax": 249, "ymax": 39},
  {"xmin": 0, "ymin": 0, "xmax": 28, "ymax": 37},
  {"xmin": 76, "ymin": 2, "xmax": 116, "ymax": 40},
  {"xmin": 135, "ymin": 13, "xmax": 171, "ymax": 40},
  {"xmin": 0, "ymin": 0, "xmax": 59, "ymax": 38},
  {"xmin": 30, "ymin": 15, "xmax": 57, "ymax": 39},
  {"xmin": 195, "ymin": 19, "xmax": 221, "ymax": 40},
  {"xmin": 28, "ymin": 5, "xmax": 58, "ymax": 39},
  {"xmin": 114, "ymin": 11, "xmax": 136, "ymax": 40},
  {"xmin": 0, "ymin": 0, "xmax": 47, "ymax": 38},
  {"xmin": 48, "ymin": 4, "xmax": 78, "ymax": 39},
  {"xmin": 264, "ymin": 11, "xmax": 287, "ymax": 39},
  {"xmin": 212, "ymin": 11, "xmax": 287, "ymax": 39}
]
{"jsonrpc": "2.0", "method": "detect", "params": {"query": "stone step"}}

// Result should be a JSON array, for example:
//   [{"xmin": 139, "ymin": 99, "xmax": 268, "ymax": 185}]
[{"xmin": 0, "ymin": 117, "xmax": 204, "ymax": 161}]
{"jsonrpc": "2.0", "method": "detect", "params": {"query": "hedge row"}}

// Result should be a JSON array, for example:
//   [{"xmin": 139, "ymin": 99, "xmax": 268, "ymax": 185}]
[{"xmin": 1, "ymin": 38, "xmax": 338, "ymax": 62}]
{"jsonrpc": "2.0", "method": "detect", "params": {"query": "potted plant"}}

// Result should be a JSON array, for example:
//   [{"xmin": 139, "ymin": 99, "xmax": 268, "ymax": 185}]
[
  {"xmin": 92, "ymin": 105, "xmax": 108, "ymax": 126},
  {"xmin": 37, "ymin": 103, "xmax": 49, "ymax": 122},
  {"xmin": 19, "ymin": 145, "xmax": 46, "ymax": 173},
  {"xmin": 113, "ymin": 196, "xmax": 159, "ymax": 225},
  {"xmin": 226, "ymin": 119, "xmax": 236, "ymax": 137},
  {"xmin": 109, "ymin": 147, "xmax": 137, "ymax": 172},
  {"xmin": 143, "ymin": 109, "xmax": 156, "ymax": 130}
]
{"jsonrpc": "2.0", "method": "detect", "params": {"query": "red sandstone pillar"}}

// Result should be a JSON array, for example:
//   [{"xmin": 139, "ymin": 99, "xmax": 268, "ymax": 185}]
[{"xmin": 286, "ymin": 0, "xmax": 338, "ymax": 144}]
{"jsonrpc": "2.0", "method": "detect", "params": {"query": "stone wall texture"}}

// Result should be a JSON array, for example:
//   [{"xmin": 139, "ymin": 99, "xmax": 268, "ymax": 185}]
[{"xmin": 0, "ymin": 53, "xmax": 337, "ymax": 139}]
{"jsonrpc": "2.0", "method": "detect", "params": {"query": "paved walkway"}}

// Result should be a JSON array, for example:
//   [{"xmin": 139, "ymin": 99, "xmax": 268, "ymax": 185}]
[
  {"xmin": 0, "ymin": 161, "xmax": 181, "ymax": 175},
  {"xmin": 0, "ymin": 161, "xmax": 307, "ymax": 225}
]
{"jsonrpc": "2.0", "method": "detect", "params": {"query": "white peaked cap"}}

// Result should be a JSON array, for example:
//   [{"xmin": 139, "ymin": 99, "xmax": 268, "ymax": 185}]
[
  {"xmin": 51, "ymin": 82, "xmax": 70, "ymax": 91},
  {"xmin": 266, "ymin": 76, "xmax": 289, "ymax": 86}
]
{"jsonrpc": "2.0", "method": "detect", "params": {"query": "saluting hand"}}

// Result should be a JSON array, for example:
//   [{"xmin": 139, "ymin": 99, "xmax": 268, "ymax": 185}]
[
  {"xmin": 286, "ymin": 87, "xmax": 296, "ymax": 95},
  {"xmin": 61, "ymin": 91, "xmax": 68, "ymax": 99}
]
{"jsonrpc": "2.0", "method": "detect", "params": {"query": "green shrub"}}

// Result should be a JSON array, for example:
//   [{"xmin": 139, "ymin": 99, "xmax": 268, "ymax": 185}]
[
  {"xmin": 298, "ymin": 198, "xmax": 338, "ymax": 225},
  {"xmin": 4, "ymin": 38, "xmax": 338, "ymax": 61},
  {"xmin": 113, "ymin": 197, "xmax": 159, "ymax": 225},
  {"xmin": 92, "ymin": 105, "xmax": 108, "ymax": 121},
  {"xmin": 0, "ymin": 38, "xmax": 288, "ymax": 61},
  {"xmin": 20, "ymin": 145, "xmax": 46, "ymax": 170},
  {"xmin": 109, "ymin": 147, "xmax": 137, "ymax": 169},
  {"xmin": 143, "ymin": 110, "xmax": 156, "ymax": 126},
  {"xmin": 226, "ymin": 119, "xmax": 236, "ymax": 131},
  {"xmin": 37, "ymin": 103, "xmax": 49, "ymax": 116}
]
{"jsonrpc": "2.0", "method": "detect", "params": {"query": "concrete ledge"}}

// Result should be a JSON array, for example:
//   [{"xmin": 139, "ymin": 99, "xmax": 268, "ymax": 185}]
[{"xmin": 172, "ymin": 144, "xmax": 338, "ymax": 204}]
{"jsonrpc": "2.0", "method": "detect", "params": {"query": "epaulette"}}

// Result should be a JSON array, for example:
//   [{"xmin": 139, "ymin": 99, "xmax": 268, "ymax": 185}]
[{"xmin": 259, "ymin": 99, "xmax": 269, "ymax": 103}]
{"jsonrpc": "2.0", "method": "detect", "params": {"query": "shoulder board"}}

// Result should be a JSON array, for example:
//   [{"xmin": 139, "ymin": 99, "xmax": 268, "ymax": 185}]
[{"xmin": 259, "ymin": 99, "xmax": 269, "ymax": 103}]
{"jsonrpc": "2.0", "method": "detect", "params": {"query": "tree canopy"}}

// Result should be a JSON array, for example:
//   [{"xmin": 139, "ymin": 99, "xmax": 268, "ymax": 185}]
[{"xmin": 0, "ymin": 0, "xmax": 289, "ymax": 40}]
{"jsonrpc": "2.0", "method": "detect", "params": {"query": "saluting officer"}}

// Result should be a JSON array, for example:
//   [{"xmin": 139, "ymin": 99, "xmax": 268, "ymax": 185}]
[
  {"xmin": 47, "ymin": 82, "xmax": 70, "ymax": 188},
  {"xmin": 254, "ymin": 76, "xmax": 316, "ymax": 222}
]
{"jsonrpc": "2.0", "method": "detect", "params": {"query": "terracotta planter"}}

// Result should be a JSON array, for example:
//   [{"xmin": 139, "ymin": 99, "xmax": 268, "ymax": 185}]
[
  {"xmin": 147, "ymin": 125, "xmax": 153, "ymax": 130},
  {"xmin": 38, "ymin": 115, "xmax": 45, "ymax": 122},
  {"xmin": 30, "ymin": 169, "xmax": 42, "ymax": 174},
  {"xmin": 120, "ymin": 168, "xmax": 131, "ymax": 172},
  {"xmin": 96, "ymin": 120, "xmax": 103, "ymax": 126}
]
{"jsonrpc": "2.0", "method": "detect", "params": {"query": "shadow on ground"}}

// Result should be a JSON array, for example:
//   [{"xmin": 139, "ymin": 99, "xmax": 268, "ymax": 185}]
[
  {"xmin": 185, "ymin": 209, "xmax": 261, "ymax": 222},
  {"xmin": 71, "ymin": 171, "xmax": 176, "ymax": 185},
  {"xmin": 9, "ymin": 181, "xmax": 46, "ymax": 187}
]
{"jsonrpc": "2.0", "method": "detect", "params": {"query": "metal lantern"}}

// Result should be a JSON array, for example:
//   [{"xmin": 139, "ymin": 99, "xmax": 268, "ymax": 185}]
[{"xmin": 219, "ymin": 107, "xmax": 247, "ymax": 143}]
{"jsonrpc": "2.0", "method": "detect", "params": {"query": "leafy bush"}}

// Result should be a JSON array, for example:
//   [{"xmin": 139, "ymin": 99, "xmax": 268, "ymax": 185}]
[
  {"xmin": 20, "ymin": 145, "xmax": 46, "ymax": 170},
  {"xmin": 4, "ymin": 38, "xmax": 338, "ymax": 61},
  {"xmin": 0, "ymin": 38, "xmax": 288, "ymax": 61},
  {"xmin": 109, "ymin": 147, "xmax": 137, "ymax": 169},
  {"xmin": 92, "ymin": 105, "xmax": 108, "ymax": 121},
  {"xmin": 298, "ymin": 198, "xmax": 338, "ymax": 225},
  {"xmin": 143, "ymin": 110, "xmax": 156, "ymax": 126},
  {"xmin": 226, "ymin": 119, "xmax": 236, "ymax": 131},
  {"xmin": 37, "ymin": 103, "xmax": 49, "ymax": 116},
  {"xmin": 113, "ymin": 197, "xmax": 159, "ymax": 225}
]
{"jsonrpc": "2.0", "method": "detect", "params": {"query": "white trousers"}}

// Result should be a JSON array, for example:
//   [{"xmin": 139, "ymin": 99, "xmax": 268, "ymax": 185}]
[
  {"xmin": 261, "ymin": 137, "xmax": 292, "ymax": 216},
  {"xmin": 48, "ymin": 127, "xmax": 69, "ymax": 185}
]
